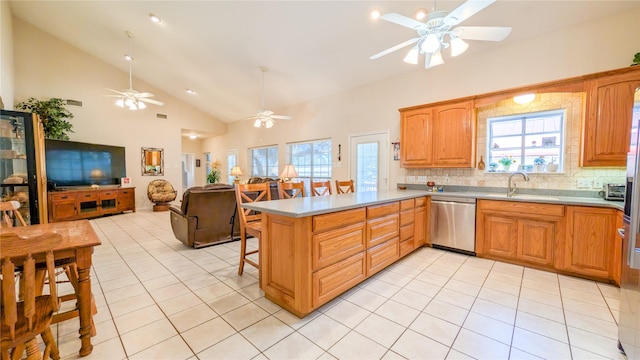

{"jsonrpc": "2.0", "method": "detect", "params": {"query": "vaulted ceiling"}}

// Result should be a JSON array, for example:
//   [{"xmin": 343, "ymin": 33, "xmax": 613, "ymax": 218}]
[{"xmin": 9, "ymin": 1, "xmax": 639, "ymax": 125}]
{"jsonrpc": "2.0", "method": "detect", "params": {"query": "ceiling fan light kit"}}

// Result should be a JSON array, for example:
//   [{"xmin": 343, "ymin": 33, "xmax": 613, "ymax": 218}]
[
  {"xmin": 105, "ymin": 30, "xmax": 164, "ymax": 110},
  {"xmin": 371, "ymin": 0, "xmax": 511, "ymax": 69},
  {"xmin": 246, "ymin": 66, "xmax": 292, "ymax": 129}
]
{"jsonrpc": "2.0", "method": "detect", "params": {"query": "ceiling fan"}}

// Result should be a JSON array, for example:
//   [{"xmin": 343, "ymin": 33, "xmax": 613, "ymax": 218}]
[
  {"xmin": 370, "ymin": 0, "xmax": 511, "ymax": 69},
  {"xmin": 244, "ymin": 66, "xmax": 291, "ymax": 128},
  {"xmin": 105, "ymin": 31, "xmax": 164, "ymax": 110}
]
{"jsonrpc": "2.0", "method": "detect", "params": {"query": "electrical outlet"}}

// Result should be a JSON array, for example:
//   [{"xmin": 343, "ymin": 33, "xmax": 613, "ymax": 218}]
[
  {"xmin": 577, "ymin": 179, "xmax": 592, "ymax": 188},
  {"xmin": 593, "ymin": 180, "xmax": 603, "ymax": 189},
  {"xmin": 417, "ymin": 176, "xmax": 427, "ymax": 183}
]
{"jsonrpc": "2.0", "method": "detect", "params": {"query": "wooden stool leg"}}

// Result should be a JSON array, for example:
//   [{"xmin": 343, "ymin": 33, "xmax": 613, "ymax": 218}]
[
  {"xmin": 238, "ymin": 233, "xmax": 247, "ymax": 275},
  {"xmin": 11, "ymin": 343, "xmax": 26, "ymax": 360},
  {"xmin": 41, "ymin": 328, "xmax": 60, "ymax": 360},
  {"xmin": 24, "ymin": 339, "xmax": 41, "ymax": 360}
]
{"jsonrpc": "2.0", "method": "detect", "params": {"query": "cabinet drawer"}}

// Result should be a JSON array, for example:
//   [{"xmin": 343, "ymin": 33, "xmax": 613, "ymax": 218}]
[
  {"xmin": 367, "ymin": 238, "xmax": 399, "ymax": 276},
  {"xmin": 367, "ymin": 202, "xmax": 399, "ymax": 219},
  {"xmin": 313, "ymin": 253, "xmax": 366, "ymax": 307},
  {"xmin": 400, "ymin": 238, "xmax": 415, "ymax": 257},
  {"xmin": 415, "ymin": 197, "xmax": 427, "ymax": 207},
  {"xmin": 400, "ymin": 199, "xmax": 414, "ymax": 211},
  {"xmin": 50, "ymin": 193, "xmax": 75, "ymax": 202},
  {"xmin": 313, "ymin": 208, "xmax": 366, "ymax": 232},
  {"xmin": 76, "ymin": 191, "xmax": 99, "ymax": 201},
  {"xmin": 400, "ymin": 223, "xmax": 413, "ymax": 241},
  {"xmin": 313, "ymin": 223, "xmax": 366, "ymax": 270},
  {"xmin": 400, "ymin": 210, "xmax": 414, "ymax": 226},
  {"xmin": 367, "ymin": 214, "xmax": 399, "ymax": 248},
  {"xmin": 100, "ymin": 190, "xmax": 118, "ymax": 199},
  {"xmin": 478, "ymin": 200, "xmax": 564, "ymax": 218}
]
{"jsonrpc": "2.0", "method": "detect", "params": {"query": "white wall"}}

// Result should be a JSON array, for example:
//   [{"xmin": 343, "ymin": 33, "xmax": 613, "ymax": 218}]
[
  {"xmin": 0, "ymin": 0, "xmax": 14, "ymax": 109},
  {"xmin": 180, "ymin": 137, "xmax": 206, "ymax": 187},
  {"xmin": 205, "ymin": 8, "xmax": 640, "ymax": 189},
  {"xmin": 12, "ymin": 18, "xmax": 228, "ymax": 209}
]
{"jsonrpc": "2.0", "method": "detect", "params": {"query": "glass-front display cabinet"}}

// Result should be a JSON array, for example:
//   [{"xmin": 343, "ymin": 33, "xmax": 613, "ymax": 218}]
[{"xmin": 0, "ymin": 109, "xmax": 46, "ymax": 224}]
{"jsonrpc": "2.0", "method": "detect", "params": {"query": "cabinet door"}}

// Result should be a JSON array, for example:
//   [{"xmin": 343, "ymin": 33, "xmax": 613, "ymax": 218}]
[
  {"xmin": 414, "ymin": 202, "xmax": 427, "ymax": 246},
  {"xmin": 477, "ymin": 213, "xmax": 517, "ymax": 260},
  {"xmin": 563, "ymin": 206, "xmax": 616, "ymax": 279},
  {"xmin": 432, "ymin": 100, "xmax": 474, "ymax": 167},
  {"xmin": 117, "ymin": 188, "xmax": 136, "ymax": 212},
  {"xmin": 400, "ymin": 107, "xmax": 432, "ymax": 167},
  {"xmin": 517, "ymin": 219, "xmax": 555, "ymax": 267},
  {"xmin": 582, "ymin": 74, "xmax": 640, "ymax": 166},
  {"xmin": 48, "ymin": 193, "xmax": 76, "ymax": 222},
  {"xmin": 76, "ymin": 191, "xmax": 100, "ymax": 218},
  {"xmin": 100, "ymin": 189, "xmax": 119, "ymax": 214}
]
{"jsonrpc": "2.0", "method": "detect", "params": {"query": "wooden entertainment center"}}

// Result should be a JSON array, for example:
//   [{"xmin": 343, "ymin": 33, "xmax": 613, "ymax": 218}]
[{"xmin": 47, "ymin": 187, "xmax": 135, "ymax": 222}]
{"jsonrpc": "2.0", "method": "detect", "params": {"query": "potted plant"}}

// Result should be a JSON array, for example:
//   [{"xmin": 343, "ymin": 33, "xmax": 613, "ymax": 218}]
[
  {"xmin": 533, "ymin": 156, "xmax": 546, "ymax": 172},
  {"xmin": 207, "ymin": 160, "xmax": 222, "ymax": 184},
  {"xmin": 633, "ymin": 52, "xmax": 640, "ymax": 66},
  {"xmin": 546, "ymin": 157, "xmax": 559, "ymax": 172},
  {"xmin": 488, "ymin": 162, "xmax": 498, "ymax": 172},
  {"xmin": 15, "ymin": 97, "xmax": 74, "ymax": 140},
  {"xmin": 498, "ymin": 157, "xmax": 516, "ymax": 172}
]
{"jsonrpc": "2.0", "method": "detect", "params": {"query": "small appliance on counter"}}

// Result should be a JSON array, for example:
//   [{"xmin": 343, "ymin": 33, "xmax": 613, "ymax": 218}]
[{"xmin": 604, "ymin": 183, "xmax": 625, "ymax": 201}]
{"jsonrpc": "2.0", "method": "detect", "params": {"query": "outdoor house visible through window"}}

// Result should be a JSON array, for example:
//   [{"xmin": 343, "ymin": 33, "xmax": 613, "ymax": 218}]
[
  {"xmin": 487, "ymin": 109, "xmax": 564, "ymax": 173},
  {"xmin": 288, "ymin": 139, "xmax": 332, "ymax": 193},
  {"xmin": 250, "ymin": 145, "xmax": 278, "ymax": 177}
]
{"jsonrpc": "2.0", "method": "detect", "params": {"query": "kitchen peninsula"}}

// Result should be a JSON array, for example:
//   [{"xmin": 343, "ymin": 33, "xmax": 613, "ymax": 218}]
[{"xmin": 242, "ymin": 189, "xmax": 429, "ymax": 317}]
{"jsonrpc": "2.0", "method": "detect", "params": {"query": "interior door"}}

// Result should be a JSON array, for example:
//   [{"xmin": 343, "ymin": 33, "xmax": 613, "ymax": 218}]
[
  {"xmin": 349, "ymin": 132, "xmax": 389, "ymax": 191},
  {"xmin": 181, "ymin": 153, "xmax": 195, "ymax": 190}
]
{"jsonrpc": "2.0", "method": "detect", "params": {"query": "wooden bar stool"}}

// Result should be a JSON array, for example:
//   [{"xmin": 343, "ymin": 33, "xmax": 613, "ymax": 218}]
[
  {"xmin": 277, "ymin": 182, "xmax": 306, "ymax": 199},
  {"xmin": 0, "ymin": 201, "xmax": 27, "ymax": 228},
  {"xmin": 311, "ymin": 181, "xmax": 332, "ymax": 196},
  {"xmin": 335, "ymin": 179, "xmax": 355, "ymax": 194},
  {"xmin": 235, "ymin": 183, "xmax": 271, "ymax": 275}
]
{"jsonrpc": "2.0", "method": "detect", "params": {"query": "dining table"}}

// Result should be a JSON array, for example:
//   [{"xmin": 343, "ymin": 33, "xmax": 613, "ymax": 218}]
[{"xmin": 0, "ymin": 219, "xmax": 102, "ymax": 357}]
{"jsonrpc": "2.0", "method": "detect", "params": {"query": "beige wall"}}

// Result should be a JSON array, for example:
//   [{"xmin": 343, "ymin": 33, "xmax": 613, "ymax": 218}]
[
  {"xmin": 11, "ymin": 18, "xmax": 227, "ymax": 209},
  {"xmin": 0, "ymin": 1, "xmax": 14, "ymax": 109},
  {"xmin": 180, "ymin": 137, "xmax": 206, "ymax": 188},
  {"xmin": 205, "ymin": 7, "xmax": 640, "ymax": 190}
]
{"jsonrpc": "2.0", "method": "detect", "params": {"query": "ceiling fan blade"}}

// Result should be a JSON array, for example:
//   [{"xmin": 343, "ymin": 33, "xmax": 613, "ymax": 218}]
[
  {"xmin": 370, "ymin": 37, "xmax": 419, "ymax": 60},
  {"xmin": 104, "ymin": 88, "xmax": 127, "ymax": 95},
  {"xmin": 453, "ymin": 26, "xmax": 512, "ymax": 41},
  {"xmin": 270, "ymin": 115, "xmax": 292, "ymax": 120},
  {"xmin": 138, "ymin": 98, "xmax": 164, "ymax": 106},
  {"xmin": 136, "ymin": 92, "xmax": 155, "ymax": 98},
  {"xmin": 380, "ymin": 13, "xmax": 426, "ymax": 30},
  {"xmin": 443, "ymin": 0, "xmax": 496, "ymax": 26}
]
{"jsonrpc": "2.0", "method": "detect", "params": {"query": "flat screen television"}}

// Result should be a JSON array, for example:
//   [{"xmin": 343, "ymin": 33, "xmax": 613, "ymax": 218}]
[{"xmin": 45, "ymin": 139, "xmax": 126, "ymax": 187}]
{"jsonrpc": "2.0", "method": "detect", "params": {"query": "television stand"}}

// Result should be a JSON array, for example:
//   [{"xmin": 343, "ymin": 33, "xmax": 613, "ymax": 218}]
[{"xmin": 48, "ymin": 187, "xmax": 135, "ymax": 222}]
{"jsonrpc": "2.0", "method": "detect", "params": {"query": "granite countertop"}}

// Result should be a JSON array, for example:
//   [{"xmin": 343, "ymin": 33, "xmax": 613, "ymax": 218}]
[
  {"xmin": 241, "ymin": 186, "xmax": 624, "ymax": 218},
  {"xmin": 241, "ymin": 189, "xmax": 428, "ymax": 218}
]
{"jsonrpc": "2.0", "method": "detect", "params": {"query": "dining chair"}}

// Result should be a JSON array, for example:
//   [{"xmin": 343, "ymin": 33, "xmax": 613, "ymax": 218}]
[
  {"xmin": 1, "ymin": 232, "xmax": 62, "ymax": 360},
  {"xmin": 311, "ymin": 181, "xmax": 332, "ymax": 196},
  {"xmin": 277, "ymin": 182, "xmax": 306, "ymax": 199},
  {"xmin": 0, "ymin": 201, "xmax": 27, "ymax": 228},
  {"xmin": 335, "ymin": 179, "xmax": 355, "ymax": 194},
  {"xmin": 235, "ymin": 183, "xmax": 271, "ymax": 275}
]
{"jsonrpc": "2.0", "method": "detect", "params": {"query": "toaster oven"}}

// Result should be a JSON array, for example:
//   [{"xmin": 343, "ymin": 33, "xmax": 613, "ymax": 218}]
[{"xmin": 605, "ymin": 183, "xmax": 625, "ymax": 201}]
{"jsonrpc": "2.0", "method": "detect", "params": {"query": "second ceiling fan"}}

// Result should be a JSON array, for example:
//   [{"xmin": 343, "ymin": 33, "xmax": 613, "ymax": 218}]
[
  {"xmin": 370, "ymin": 0, "xmax": 511, "ymax": 68},
  {"xmin": 245, "ymin": 67, "xmax": 291, "ymax": 129}
]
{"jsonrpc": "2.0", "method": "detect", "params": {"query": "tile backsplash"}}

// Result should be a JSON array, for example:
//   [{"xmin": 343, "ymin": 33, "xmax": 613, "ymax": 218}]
[{"xmin": 401, "ymin": 92, "xmax": 626, "ymax": 191}]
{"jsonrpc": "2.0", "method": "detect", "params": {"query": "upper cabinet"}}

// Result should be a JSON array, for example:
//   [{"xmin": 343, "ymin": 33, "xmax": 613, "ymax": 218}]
[
  {"xmin": 400, "ymin": 99, "xmax": 475, "ymax": 168},
  {"xmin": 581, "ymin": 69, "xmax": 640, "ymax": 167}
]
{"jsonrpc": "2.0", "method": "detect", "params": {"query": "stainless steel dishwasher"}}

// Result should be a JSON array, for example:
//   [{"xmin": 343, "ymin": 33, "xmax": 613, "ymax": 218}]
[{"xmin": 430, "ymin": 196, "xmax": 476, "ymax": 255}]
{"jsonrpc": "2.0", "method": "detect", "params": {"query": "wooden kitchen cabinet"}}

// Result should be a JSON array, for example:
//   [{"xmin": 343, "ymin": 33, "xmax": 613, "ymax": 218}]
[
  {"xmin": 48, "ymin": 187, "xmax": 136, "ymax": 222},
  {"xmin": 415, "ymin": 197, "xmax": 429, "ymax": 246},
  {"xmin": 562, "ymin": 206, "xmax": 617, "ymax": 280},
  {"xmin": 399, "ymin": 99, "xmax": 475, "ymax": 168},
  {"xmin": 581, "ymin": 69, "xmax": 640, "ymax": 166},
  {"xmin": 476, "ymin": 200, "xmax": 564, "ymax": 270}
]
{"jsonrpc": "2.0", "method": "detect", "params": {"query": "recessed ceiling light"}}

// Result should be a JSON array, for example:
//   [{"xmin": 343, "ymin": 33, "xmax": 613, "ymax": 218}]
[
  {"xmin": 189, "ymin": 134, "xmax": 197, "ymax": 139},
  {"xmin": 149, "ymin": 13, "xmax": 162, "ymax": 24},
  {"xmin": 186, "ymin": 89, "xmax": 196, "ymax": 95},
  {"xmin": 370, "ymin": 8, "xmax": 381, "ymax": 20}
]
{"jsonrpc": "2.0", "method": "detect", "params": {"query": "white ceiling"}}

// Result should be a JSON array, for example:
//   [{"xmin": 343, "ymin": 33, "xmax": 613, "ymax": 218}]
[{"xmin": 9, "ymin": 1, "xmax": 639, "ymax": 127}]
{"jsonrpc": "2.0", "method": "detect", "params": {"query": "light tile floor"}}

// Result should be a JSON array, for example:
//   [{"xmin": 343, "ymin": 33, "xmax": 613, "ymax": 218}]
[{"xmin": 52, "ymin": 210, "xmax": 624, "ymax": 360}]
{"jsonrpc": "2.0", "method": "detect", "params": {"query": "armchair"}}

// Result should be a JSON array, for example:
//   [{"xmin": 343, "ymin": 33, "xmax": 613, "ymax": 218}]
[{"xmin": 169, "ymin": 184, "xmax": 240, "ymax": 248}]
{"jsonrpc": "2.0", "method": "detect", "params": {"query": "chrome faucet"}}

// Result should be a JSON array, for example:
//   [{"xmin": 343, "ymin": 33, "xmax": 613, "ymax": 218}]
[{"xmin": 507, "ymin": 171, "xmax": 530, "ymax": 197}]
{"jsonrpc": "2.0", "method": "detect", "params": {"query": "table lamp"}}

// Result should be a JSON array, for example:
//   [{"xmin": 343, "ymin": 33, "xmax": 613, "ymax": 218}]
[
  {"xmin": 279, "ymin": 164, "xmax": 299, "ymax": 182},
  {"xmin": 230, "ymin": 166, "xmax": 243, "ymax": 183}
]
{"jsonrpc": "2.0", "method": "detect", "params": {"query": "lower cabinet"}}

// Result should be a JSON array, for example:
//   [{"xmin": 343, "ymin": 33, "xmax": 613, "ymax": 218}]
[
  {"xmin": 48, "ymin": 188, "xmax": 136, "ymax": 222},
  {"xmin": 477, "ymin": 200, "xmax": 621, "ymax": 284}
]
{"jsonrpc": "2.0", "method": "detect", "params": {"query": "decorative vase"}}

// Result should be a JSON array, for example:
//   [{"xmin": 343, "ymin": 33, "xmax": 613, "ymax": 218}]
[
  {"xmin": 534, "ymin": 164, "xmax": 545, "ymax": 172},
  {"xmin": 546, "ymin": 163, "xmax": 559, "ymax": 172},
  {"xmin": 478, "ymin": 156, "xmax": 485, "ymax": 170}
]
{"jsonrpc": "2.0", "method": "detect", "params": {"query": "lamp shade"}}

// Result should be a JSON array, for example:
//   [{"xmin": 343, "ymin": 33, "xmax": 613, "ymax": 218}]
[
  {"xmin": 279, "ymin": 164, "xmax": 299, "ymax": 178},
  {"xmin": 230, "ymin": 166, "xmax": 244, "ymax": 176}
]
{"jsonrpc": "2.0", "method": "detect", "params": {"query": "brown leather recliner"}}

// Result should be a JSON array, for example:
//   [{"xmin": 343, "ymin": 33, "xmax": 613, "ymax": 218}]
[{"xmin": 169, "ymin": 184, "xmax": 240, "ymax": 248}]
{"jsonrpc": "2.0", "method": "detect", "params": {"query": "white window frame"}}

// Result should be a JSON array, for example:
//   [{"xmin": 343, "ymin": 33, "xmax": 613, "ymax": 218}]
[
  {"xmin": 287, "ymin": 139, "xmax": 332, "ymax": 193},
  {"xmin": 249, "ymin": 145, "xmax": 279, "ymax": 178},
  {"xmin": 227, "ymin": 149, "xmax": 238, "ymax": 184},
  {"xmin": 487, "ymin": 109, "xmax": 565, "ymax": 173}
]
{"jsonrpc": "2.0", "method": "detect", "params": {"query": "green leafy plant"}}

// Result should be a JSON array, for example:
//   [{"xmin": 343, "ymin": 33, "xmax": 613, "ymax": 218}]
[
  {"xmin": 207, "ymin": 160, "xmax": 222, "ymax": 184},
  {"xmin": 499, "ymin": 157, "xmax": 516, "ymax": 167},
  {"xmin": 634, "ymin": 52, "xmax": 640, "ymax": 65},
  {"xmin": 15, "ymin": 97, "xmax": 74, "ymax": 140}
]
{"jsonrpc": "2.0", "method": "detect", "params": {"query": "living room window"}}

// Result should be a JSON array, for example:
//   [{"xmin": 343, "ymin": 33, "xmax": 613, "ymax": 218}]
[
  {"xmin": 250, "ymin": 145, "xmax": 278, "ymax": 178},
  {"xmin": 288, "ymin": 139, "xmax": 332, "ymax": 192},
  {"xmin": 487, "ymin": 109, "xmax": 565, "ymax": 173},
  {"xmin": 227, "ymin": 150, "xmax": 238, "ymax": 184}
]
